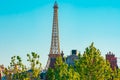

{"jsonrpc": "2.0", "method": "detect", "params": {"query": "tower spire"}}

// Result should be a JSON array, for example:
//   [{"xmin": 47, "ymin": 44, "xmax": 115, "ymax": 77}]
[{"xmin": 54, "ymin": 0, "xmax": 58, "ymax": 8}]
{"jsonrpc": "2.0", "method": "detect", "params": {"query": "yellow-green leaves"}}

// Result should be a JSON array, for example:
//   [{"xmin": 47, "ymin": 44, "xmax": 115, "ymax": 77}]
[{"xmin": 75, "ymin": 43, "xmax": 113, "ymax": 80}]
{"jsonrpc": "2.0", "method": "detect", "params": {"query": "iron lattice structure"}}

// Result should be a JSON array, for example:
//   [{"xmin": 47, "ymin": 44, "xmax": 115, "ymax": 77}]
[{"xmin": 45, "ymin": 1, "xmax": 61, "ymax": 70}]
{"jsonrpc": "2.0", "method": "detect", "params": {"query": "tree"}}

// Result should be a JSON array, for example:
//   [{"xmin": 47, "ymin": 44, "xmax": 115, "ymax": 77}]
[
  {"xmin": 54, "ymin": 57, "xmax": 68, "ymax": 80},
  {"xmin": 27, "ymin": 52, "xmax": 42, "ymax": 80},
  {"xmin": 75, "ymin": 43, "xmax": 113, "ymax": 80},
  {"xmin": 3, "ymin": 52, "xmax": 42, "ymax": 80},
  {"xmin": 112, "ymin": 68, "xmax": 120, "ymax": 80},
  {"xmin": 46, "ymin": 68, "xmax": 55, "ymax": 80},
  {"xmin": 67, "ymin": 66, "xmax": 80, "ymax": 80},
  {"xmin": 4, "ymin": 56, "xmax": 28, "ymax": 80},
  {"xmin": 46, "ymin": 57, "xmax": 80, "ymax": 80}
]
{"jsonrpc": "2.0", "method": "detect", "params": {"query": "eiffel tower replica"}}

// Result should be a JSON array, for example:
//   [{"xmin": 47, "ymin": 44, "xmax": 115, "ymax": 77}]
[{"xmin": 45, "ymin": 1, "xmax": 63, "ymax": 70}]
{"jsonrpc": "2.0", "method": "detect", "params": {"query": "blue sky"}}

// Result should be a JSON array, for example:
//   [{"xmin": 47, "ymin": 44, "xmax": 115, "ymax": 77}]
[{"xmin": 0, "ymin": 0, "xmax": 120, "ymax": 68}]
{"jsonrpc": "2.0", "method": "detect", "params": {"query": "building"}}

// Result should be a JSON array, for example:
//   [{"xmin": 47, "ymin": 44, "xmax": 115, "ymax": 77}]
[
  {"xmin": 66, "ymin": 50, "xmax": 79, "ymax": 66},
  {"xmin": 106, "ymin": 52, "xmax": 118, "ymax": 70},
  {"xmin": 0, "ymin": 65, "xmax": 5, "ymax": 80}
]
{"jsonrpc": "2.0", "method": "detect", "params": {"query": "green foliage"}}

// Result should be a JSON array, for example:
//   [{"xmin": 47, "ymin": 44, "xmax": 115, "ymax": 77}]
[
  {"xmin": 112, "ymin": 68, "xmax": 120, "ymax": 80},
  {"xmin": 10, "ymin": 56, "xmax": 26, "ymax": 72},
  {"xmin": 3, "ymin": 43, "xmax": 120, "ymax": 80},
  {"xmin": 46, "ymin": 43, "xmax": 120, "ymax": 80},
  {"xmin": 4, "ymin": 56, "xmax": 28, "ymax": 80},
  {"xmin": 46, "ymin": 57, "xmax": 80, "ymax": 80},
  {"xmin": 11, "ymin": 56, "xmax": 28, "ymax": 80},
  {"xmin": 3, "ymin": 52, "xmax": 42, "ymax": 80},
  {"xmin": 46, "ymin": 68, "xmax": 55, "ymax": 80},
  {"xmin": 27, "ymin": 52, "xmax": 41, "ymax": 80},
  {"xmin": 75, "ymin": 43, "xmax": 113, "ymax": 80},
  {"xmin": 54, "ymin": 57, "xmax": 68, "ymax": 80}
]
